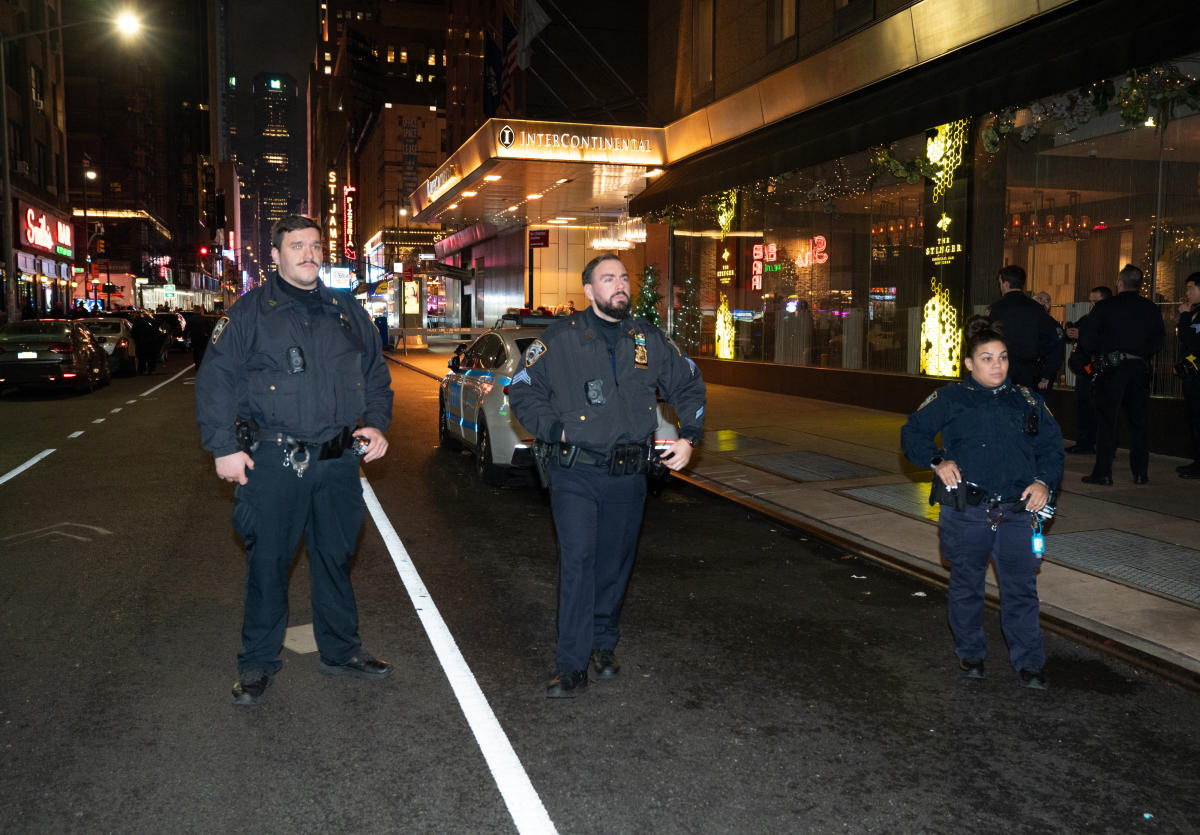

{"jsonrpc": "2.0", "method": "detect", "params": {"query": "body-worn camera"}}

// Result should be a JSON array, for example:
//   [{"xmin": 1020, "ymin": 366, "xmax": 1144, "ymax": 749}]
[
  {"xmin": 286, "ymin": 345, "xmax": 306, "ymax": 374},
  {"xmin": 350, "ymin": 436, "xmax": 370, "ymax": 456}
]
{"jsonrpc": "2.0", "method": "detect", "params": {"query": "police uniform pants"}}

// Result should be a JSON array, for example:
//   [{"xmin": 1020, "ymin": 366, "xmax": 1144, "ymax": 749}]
[
  {"xmin": 1093, "ymin": 361, "xmax": 1151, "ymax": 478},
  {"xmin": 548, "ymin": 461, "xmax": 647, "ymax": 672},
  {"xmin": 232, "ymin": 444, "xmax": 364, "ymax": 675},
  {"xmin": 938, "ymin": 505, "xmax": 1046, "ymax": 672},
  {"xmin": 1074, "ymin": 372, "xmax": 1098, "ymax": 449},
  {"xmin": 1182, "ymin": 375, "xmax": 1200, "ymax": 463}
]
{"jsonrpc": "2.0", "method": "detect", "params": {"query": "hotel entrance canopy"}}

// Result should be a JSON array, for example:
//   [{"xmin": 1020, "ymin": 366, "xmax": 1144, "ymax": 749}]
[{"xmin": 408, "ymin": 118, "xmax": 665, "ymax": 230}]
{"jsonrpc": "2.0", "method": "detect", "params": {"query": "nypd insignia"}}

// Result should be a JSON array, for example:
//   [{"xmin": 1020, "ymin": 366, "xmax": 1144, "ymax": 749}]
[
  {"xmin": 634, "ymin": 332, "xmax": 648, "ymax": 368},
  {"xmin": 211, "ymin": 316, "xmax": 230, "ymax": 345},
  {"xmin": 524, "ymin": 339, "xmax": 547, "ymax": 366}
]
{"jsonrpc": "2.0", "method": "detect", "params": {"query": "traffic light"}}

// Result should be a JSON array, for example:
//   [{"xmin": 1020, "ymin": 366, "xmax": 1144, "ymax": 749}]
[
  {"xmin": 198, "ymin": 245, "xmax": 209, "ymax": 257},
  {"xmin": 96, "ymin": 238, "xmax": 105, "ymax": 254}
]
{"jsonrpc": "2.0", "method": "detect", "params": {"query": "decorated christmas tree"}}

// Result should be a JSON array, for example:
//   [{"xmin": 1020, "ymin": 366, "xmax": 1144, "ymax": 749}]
[
  {"xmin": 674, "ymin": 272, "xmax": 702, "ymax": 353},
  {"xmin": 632, "ymin": 264, "xmax": 663, "ymax": 327}
]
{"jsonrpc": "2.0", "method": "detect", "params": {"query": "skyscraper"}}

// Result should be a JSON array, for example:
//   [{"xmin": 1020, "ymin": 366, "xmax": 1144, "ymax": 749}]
[{"xmin": 250, "ymin": 72, "xmax": 298, "ymax": 265}]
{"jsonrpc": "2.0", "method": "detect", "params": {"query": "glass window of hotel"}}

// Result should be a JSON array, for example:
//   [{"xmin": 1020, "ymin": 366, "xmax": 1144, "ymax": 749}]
[{"xmin": 992, "ymin": 53, "xmax": 1200, "ymax": 395}]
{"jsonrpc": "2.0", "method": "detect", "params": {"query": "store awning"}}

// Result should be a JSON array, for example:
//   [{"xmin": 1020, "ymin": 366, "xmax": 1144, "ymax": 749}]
[{"xmin": 408, "ymin": 118, "xmax": 666, "ymax": 230}]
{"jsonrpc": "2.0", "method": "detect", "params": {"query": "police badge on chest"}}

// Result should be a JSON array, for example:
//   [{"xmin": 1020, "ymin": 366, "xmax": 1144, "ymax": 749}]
[{"xmin": 633, "ymin": 332, "xmax": 648, "ymax": 368}]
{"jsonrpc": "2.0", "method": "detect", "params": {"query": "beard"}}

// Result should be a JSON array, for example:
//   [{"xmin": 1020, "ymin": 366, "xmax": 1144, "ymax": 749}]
[{"xmin": 596, "ymin": 293, "xmax": 631, "ymax": 320}]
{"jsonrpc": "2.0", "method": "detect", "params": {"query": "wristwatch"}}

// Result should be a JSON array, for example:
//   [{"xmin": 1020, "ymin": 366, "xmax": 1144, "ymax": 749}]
[{"xmin": 930, "ymin": 455, "xmax": 944, "ymax": 468}]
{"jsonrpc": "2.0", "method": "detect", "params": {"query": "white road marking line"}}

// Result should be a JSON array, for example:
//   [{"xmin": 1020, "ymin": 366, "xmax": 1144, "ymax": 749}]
[
  {"xmin": 126, "ymin": 400, "xmax": 137, "ymax": 405},
  {"xmin": 68, "ymin": 431, "xmax": 84, "ymax": 438},
  {"xmin": 0, "ymin": 449, "xmax": 56, "ymax": 486},
  {"xmin": 139, "ymin": 364, "xmax": 194, "ymax": 397},
  {"xmin": 110, "ymin": 407, "xmax": 122, "ymax": 414},
  {"xmin": 361, "ymin": 477, "xmax": 558, "ymax": 835},
  {"xmin": 92, "ymin": 418, "xmax": 105, "ymax": 424}
]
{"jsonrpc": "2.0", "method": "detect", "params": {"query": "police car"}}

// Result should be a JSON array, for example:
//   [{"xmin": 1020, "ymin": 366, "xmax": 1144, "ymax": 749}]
[{"xmin": 438, "ymin": 313, "xmax": 679, "ymax": 485}]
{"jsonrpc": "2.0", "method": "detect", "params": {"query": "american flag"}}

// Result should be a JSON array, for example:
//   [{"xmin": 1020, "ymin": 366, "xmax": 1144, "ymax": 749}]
[{"xmin": 501, "ymin": 13, "xmax": 518, "ymax": 114}]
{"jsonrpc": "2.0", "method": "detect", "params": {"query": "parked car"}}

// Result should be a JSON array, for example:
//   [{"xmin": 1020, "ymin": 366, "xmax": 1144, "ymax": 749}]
[
  {"xmin": 154, "ymin": 311, "xmax": 191, "ymax": 352},
  {"xmin": 438, "ymin": 313, "xmax": 679, "ymax": 485},
  {"xmin": 81, "ymin": 317, "xmax": 138, "ymax": 375},
  {"xmin": 0, "ymin": 320, "xmax": 110, "ymax": 393}
]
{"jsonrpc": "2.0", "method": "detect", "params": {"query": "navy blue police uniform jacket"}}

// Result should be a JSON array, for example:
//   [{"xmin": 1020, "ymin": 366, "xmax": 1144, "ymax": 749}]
[
  {"xmin": 195, "ymin": 272, "xmax": 393, "ymax": 457},
  {"xmin": 507, "ymin": 311, "xmax": 706, "ymax": 452},
  {"xmin": 900, "ymin": 376, "xmax": 1064, "ymax": 500}
]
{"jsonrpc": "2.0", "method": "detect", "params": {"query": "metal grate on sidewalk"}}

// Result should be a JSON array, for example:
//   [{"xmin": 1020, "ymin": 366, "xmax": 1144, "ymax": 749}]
[
  {"xmin": 840, "ymin": 481, "xmax": 939, "ymax": 522},
  {"xmin": 737, "ymin": 450, "xmax": 885, "ymax": 483},
  {"xmin": 1043, "ymin": 530, "xmax": 1200, "ymax": 608}
]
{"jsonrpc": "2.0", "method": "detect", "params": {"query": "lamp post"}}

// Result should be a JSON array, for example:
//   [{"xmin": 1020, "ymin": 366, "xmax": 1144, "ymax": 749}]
[
  {"xmin": 81, "ymin": 164, "xmax": 96, "ymax": 308},
  {"xmin": 2, "ymin": 12, "xmax": 140, "ymax": 321}
]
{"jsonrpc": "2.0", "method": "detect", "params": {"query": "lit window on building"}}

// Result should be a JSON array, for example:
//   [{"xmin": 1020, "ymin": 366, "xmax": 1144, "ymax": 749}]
[
  {"xmin": 387, "ymin": 46, "xmax": 395, "ymax": 63},
  {"xmin": 427, "ymin": 49, "xmax": 436, "ymax": 66},
  {"xmin": 400, "ymin": 49, "xmax": 407, "ymax": 63},
  {"xmin": 415, "ymin": 73, "xmax": 423, "ymax": 83}
]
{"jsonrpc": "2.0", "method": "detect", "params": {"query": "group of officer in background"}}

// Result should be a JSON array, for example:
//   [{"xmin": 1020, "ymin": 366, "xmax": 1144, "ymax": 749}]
[{"xmin": 986, "ymin": 263, "xmax": 1200, "ymax": 484}]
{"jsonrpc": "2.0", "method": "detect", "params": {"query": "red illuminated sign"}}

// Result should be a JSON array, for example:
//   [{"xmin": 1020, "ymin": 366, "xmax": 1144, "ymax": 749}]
[
  {"xmin": 19, "ymin": 202, "xmax": 73, "ymax": 258},
  {"xmin": 750, "ymin": 243, "xmax": 777, "ymax": 291},
  {"xmin": 343, "ymin": 184, "xmax": 357, "ymax": 260},
  {"xmin": 794, "ymin": 236, "xmax": 829, "ymax": 269}
]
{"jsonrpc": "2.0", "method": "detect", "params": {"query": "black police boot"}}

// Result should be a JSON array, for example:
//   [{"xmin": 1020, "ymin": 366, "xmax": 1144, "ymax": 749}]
[
  {"xmin": 958, "ymin": 658, "xmax": 984, "ymax": 679},
  {"xmin": 546, "ymin": 669, "xmax": 588, "ymax": 698},
  {"xmin": 231, "ymin": 669, "xmax": 272, "ymax": 706},
  {"xmin": 1018, "ymin": 668, "xmax": 1049, "ymax": 690},
  {"xmin": 591, "ymin": 649, "xmax": 620, "ymax": 680},
  {"xmin": 319, "ymin": 652, "xmax": 393, "ymax": 680},
  {"xmin": 1081, "ymin": 473, "xmax": 1113, "ymax": 485}
]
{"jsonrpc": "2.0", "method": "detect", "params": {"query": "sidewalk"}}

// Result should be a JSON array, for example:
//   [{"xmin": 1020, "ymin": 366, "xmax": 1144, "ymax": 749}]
[{"xmin": 388, "ymin": 345, "xmax": 1200, "ymax": 687}]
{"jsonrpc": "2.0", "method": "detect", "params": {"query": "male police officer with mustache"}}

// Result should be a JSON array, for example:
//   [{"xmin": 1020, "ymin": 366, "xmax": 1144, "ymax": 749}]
[
  {"xmin": 509, "ymin": 253, "xmax": 707, "ymax": 698},
  {"xmin": 196, "ymin": 215, "xmax": 393, "ymax": 706}
]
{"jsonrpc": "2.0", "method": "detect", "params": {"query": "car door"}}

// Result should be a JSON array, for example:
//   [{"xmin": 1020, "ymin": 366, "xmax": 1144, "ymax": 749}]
[
  {"xmin": 444, "ymin": 336, "xmax": 484, "ymax": 443},
  {"xmin": 460, "ymin": 333, "xmax": 504, "ymax": 446}
]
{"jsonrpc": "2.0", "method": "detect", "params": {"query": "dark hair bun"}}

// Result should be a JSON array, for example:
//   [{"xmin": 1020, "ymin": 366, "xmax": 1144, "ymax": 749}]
[{"xmin": 966, "ymin": 314, "xmax": 1003, "ymax": 341}]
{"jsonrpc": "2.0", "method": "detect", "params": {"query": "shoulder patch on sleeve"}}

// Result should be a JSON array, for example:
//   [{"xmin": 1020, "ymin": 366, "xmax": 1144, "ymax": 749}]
[
  {"xmin": 523, "ymin": 339, "xmax": 547, "ymax": 366},
  {"xmin": 917, "ymin": 391, "xmax": 937, "ymax": 410},
  {"xmin": 210, "ymin": 316, "xmax": 230, "ymax": 345},
  {"xmin": 664, "ymin": 336, "xmax": 684, "ymax": 357}
]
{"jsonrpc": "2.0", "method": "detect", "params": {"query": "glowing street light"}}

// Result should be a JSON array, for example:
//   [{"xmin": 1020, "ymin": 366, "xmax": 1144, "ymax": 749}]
[{"xmin": 2, "ymin": 12, "xmax": 143, "ymax": 320}]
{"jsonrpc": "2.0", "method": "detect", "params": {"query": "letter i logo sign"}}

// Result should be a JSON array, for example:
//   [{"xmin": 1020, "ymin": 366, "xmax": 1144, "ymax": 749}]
[{"xmin": 498, "ymin": 125, "xmax": 515, "ymax": 148}]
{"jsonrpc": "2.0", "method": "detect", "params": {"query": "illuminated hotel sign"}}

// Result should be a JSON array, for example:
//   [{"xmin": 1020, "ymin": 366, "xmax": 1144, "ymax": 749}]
[
  {"xmin": 19, "ymin": 202, "xmax": 73, "ymax": 258},
  {"xmin": 343, "ymin": 184, "xmax": 357, "ymax": 261},
  {"xmin": 426, "ymin": 165, "xmax": 459, "ymax": 202},
  {"xmin": 496, "ymin": 123, "xmax": 656, "ymax": 159},
  {"xmin": 327, "ymin": 170, "xmax": 339, "ymax": 262},
  {"xmin": 716, "ymin": 247, "xmax": 736, "ymax": 285}
]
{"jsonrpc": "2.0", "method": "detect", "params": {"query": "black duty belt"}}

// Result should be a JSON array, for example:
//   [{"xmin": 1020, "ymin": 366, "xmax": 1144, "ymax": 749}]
[
  {"xmin": 257, "ymin": 426, "xmax": 356, "ymax": 460},
  {"xmin": 543, "ymin": 441, "xmax": 663, "ymax": 477}
]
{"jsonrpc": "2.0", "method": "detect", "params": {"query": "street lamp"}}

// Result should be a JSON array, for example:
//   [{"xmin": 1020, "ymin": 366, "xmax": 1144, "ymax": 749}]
[{"xmin": 1, "ymin": 11, "xmax": 142, "ymax": 321}]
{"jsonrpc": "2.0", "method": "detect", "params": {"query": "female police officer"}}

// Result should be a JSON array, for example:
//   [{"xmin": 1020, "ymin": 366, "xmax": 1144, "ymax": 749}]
[{"xmin": 901, "ymin": 315, "xmax": 1063, "ymax": 689}]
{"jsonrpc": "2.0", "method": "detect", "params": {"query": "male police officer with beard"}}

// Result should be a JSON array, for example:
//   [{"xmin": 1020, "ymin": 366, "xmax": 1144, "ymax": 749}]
[
  {"xmin": 509, "ymin": 253, "xmax": 706, "ymax": 698},
  {"xmin": 1079, "ymin": 264, "xmax": 1165, "ymax": 485},
  {"xmin": 196, "ymin": 215, "xmax": 393, "ymax": 705}
]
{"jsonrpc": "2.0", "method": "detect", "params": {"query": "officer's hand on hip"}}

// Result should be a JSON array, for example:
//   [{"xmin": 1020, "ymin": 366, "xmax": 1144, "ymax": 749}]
[
  {"xmin": 353, "ymin": 426, "xmax": 388, "ymax": 463},
  {"xmin": 933, "ymin": 459, "xmax": 962, "ymax": 488},
  {"xmin": 659, "ymin": 438, "xmax": 694, "ymax": 471},
  {"xmin": 1021, "ymin": 481, "xmax": 1050, "ymax": 512},
  {"xmin": 215, "ymin": 451, "xmax": 254, "ymax": 485}
]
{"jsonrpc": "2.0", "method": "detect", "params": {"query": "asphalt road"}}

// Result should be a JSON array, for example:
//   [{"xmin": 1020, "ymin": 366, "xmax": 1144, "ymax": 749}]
[{"xmin": 1, "ymin": 354, "xmax": 1198, "ymax": 834}]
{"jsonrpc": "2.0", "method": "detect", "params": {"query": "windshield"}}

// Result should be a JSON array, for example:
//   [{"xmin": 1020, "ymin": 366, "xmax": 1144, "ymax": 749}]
[
  {"xmin": 84, "ymin": 321, "xmax": 122, "ymax": 334},
  {"xmin": 0, "ymin": 322, "xmax": 71, "ymax": 340}
]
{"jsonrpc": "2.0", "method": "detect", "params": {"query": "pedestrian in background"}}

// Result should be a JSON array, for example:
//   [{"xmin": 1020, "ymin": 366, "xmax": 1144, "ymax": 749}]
[
  {"xmin": 1064, "ymin": 286, "xmax": 1112, "ymax": 454},
  {"xmin": 988, "ymin": 265, "xmax": 1062, "ymax": 391},
  {"xmin": 901, "ymin": 315, "xmax": 1063, "ymax": 690},
  {"xmin": 195, "ymin": 215, "xmax": 394, "ymax": 706},
  {"xmin": 1175, "ymin": 272, "xmax": 1200, "ymax": 478},
  {"xmin": 508, "ymin": 252, "xmax": 707, "ymax": 698},
  {"xmin": 1079, "ymin": 264, "xmax": 1165, "ymax": 485}
]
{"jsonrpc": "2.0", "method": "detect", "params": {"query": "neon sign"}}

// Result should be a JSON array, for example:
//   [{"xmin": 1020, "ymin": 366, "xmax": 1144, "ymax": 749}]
[
  {"xmin": 716, "ymin": 247, "xmax": 736, "ymax": 285},
  {"xmin": 794, "ymin": 236, "xmax": 829, "ymax": 270},
  {"xmin": 21, "ymin": 203, "xmax": 73, "ymax": 258},
  {"xmin": 751, "ymin": 243, "xmax": 777, "ymax": 291},
  {"xmin": 326, "ymin": 170, "xmax": 338, "ymax": 262},
  {"xmin": 343, "ymin": 184, "xmax": 357, "ymax": 261}
]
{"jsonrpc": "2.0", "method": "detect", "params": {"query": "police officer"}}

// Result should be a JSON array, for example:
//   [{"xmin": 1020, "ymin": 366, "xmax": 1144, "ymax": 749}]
[
  {"xmin": 508, "ymin": 253, "xmax": 706, "ymax": 698},
  {"xmin": 195, "ymin": 215, "xmax": 394, "ymax": 706},
  {"xmin": 1064, "ymin": 286, "xmax": 1112, "ymax": 454},
  {"xmin": 1175, "ymin": 272, "xmax": 1200, "ymax": 478},
  {"xmin": 988, "ymin": 265, "xmax": 1063, "ymax": 391},
  {"xmin": 902, "ymin": 316, "xmax": 1063, "ymax": 690},
  {"xmin": 1079, "ymin": 264, "xmax": 1165, "ymax": 485}
]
